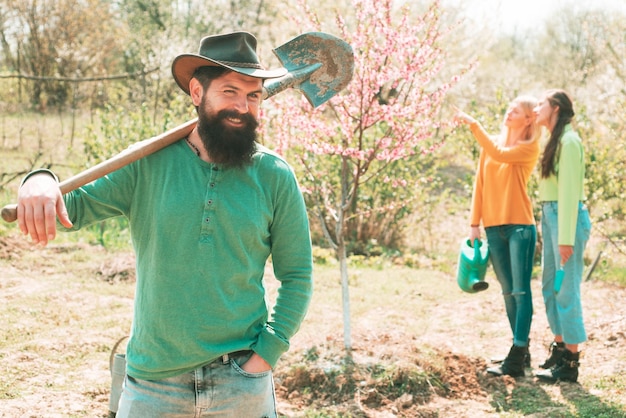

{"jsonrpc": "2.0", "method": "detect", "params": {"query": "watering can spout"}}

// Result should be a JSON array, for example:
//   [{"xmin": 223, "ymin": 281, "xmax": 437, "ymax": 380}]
[{"xmin": 456, "ymin": 238, "xmax": 490, "ymax": 293}]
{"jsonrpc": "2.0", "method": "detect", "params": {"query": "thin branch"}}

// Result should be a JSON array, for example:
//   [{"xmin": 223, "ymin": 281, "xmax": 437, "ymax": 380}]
[{"xmin": 0, "ymin": 67, "xmax": 160, "ymax": 82}]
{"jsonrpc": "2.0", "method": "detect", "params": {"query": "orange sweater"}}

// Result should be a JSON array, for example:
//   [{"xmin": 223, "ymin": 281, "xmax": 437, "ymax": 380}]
[{"xmin": 469, "ymin": 123, "xmax": 540, "ymax": 228}]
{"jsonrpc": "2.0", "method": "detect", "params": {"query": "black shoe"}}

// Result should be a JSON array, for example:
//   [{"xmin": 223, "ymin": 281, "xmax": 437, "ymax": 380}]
[
  {"xmin": 491, "ymin": 340, "xmax": 531, "ymax": 368},
  {"xmin": 487, "ymin": 345, "xmax": 527, "ymax": 377},
  {"xmin": 539, "ymin": 341, "xmax": 565, "ymax": 369},
  {"xmin": 535, "ymin": 349, "xmax": 580, "ymax": 383}
]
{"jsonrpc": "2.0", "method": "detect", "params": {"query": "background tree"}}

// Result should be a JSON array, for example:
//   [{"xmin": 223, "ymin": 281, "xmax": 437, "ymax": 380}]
[
  {"xmin": 267, "ymin": 0, "xmax": 472, "ymax": 350},
  {"xmin": 449, "ymin": 4, "xmax": 626, "ymax": 266},
  {"xmin": 0, "ymin": 0, "xmax": 624, "ymax": 281},
  {"xmin": 0, "ymin": 0, "xmax": 125, "ymax": 110},
  {"xmin": 528, "ymin": 7, "xmax": 626, "ymax": 258}
]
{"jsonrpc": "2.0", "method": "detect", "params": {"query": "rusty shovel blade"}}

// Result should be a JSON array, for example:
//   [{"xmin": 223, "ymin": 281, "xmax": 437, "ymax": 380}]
[{"xmin": 263, "ymin": 32, "xmax": 354, "ymax": 108}]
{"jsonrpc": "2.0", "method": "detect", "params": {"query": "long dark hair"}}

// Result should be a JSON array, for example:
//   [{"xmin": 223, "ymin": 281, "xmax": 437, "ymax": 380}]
[{"xmin": 540, "ymin": 89, "xmax": 575, "ymax": 178}]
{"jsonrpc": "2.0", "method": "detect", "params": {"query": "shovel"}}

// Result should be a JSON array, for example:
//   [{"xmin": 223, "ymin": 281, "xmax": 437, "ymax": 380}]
[
  {"xmin": 265, "ymin": 31, "xmax": 354, "ymax": 107},
  {"xmin": 1, "ymin": 32, "xmax": 354, "ymax": 223}
]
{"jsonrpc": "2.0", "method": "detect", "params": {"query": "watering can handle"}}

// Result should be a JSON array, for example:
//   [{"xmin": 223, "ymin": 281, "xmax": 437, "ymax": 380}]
[{"xmin": 473, "ymin": 238, "xmax": 480, "ymax": 261}]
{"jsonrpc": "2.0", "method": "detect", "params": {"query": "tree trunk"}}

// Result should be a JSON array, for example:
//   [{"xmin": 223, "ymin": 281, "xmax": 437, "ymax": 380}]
[
  {"xmin": 338, "ymin": 155, "xmax": 352, "ymax": 351},
  {"xmin": 338, "ymin": 239, "xmax": 352, "ymax": 351}
]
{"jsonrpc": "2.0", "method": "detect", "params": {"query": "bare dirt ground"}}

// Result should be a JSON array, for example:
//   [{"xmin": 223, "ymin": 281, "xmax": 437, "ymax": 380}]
[{"xmin": 1, "ymin": 233, "xmax": 625, "ymax": 417}]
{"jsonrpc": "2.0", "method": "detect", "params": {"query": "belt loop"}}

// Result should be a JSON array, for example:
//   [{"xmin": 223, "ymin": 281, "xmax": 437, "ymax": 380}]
[{"xmin": 222, "ymin": 354, "xmax": 230, "ymax": 364}]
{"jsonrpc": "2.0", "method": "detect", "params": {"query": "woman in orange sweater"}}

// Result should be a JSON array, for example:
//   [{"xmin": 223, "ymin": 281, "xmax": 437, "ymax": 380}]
[{"xmin": 456, "ymin": 95, "xmax": 540, "ymax": 377}]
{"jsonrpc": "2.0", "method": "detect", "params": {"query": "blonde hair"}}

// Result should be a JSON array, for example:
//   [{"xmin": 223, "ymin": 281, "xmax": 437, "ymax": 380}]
[{"xmin": 500, "ymin": 95, "xmax": 540, "ymax": 146}]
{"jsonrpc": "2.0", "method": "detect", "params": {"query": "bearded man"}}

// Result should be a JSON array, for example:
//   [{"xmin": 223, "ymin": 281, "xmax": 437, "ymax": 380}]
[{"xmin": 16, "ymin": 32, "xmax": 313, "ymax": 417}]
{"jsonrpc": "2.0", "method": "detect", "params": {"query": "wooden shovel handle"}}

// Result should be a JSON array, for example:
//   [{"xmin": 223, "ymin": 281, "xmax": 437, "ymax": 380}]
[{"xmin": 1, "ymin": 118, "xmax": 197, "ymax": 223}]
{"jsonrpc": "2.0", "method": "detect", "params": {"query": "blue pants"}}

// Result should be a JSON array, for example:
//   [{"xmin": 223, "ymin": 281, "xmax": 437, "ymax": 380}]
[
  {"xmin": 115, "ymin": 351, "xmax": 277, "ymax": 418},
  {"xmin": 485, "ymin": 224, "xmax": 536, "ymax": 347},
  {"xmin": 541, "ymin": 202, "xmax": 592, "ymax": 344}
]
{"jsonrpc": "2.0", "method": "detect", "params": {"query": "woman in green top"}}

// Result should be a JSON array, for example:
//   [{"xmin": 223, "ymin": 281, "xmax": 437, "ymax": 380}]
[{"xmin": 533, "ymin": 89, "xmax": 592, "ymax": 383}]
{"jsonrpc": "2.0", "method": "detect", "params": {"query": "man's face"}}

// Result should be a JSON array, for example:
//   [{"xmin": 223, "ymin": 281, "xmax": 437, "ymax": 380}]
[{"xmin": 194, "ymin": 71, "xmax": 263, "ymax": 167}]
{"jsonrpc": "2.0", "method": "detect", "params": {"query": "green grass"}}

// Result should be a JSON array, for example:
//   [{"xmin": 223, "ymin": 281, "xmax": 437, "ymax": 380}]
[
  {"xmin": 600, "ymin": 264, "xmax": 626, "ymax": 287},
  {"xmin": 0, "ymin": 111, "xmax": 92, "ymax": 181}
]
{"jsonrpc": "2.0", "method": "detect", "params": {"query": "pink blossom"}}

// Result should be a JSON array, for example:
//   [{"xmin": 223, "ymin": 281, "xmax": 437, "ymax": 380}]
[{"xmin": 265, "ymin": 0, "xmax": 472, "ymax": 249}]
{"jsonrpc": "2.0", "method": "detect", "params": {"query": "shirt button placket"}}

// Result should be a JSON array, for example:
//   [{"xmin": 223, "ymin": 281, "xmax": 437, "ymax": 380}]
[{"xmin": 201, "ymin": 170, "xmax": 218, "ymax": 238}]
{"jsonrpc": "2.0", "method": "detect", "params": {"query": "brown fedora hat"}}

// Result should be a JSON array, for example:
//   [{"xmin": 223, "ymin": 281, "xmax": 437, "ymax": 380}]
[{"xmin": 171, "ymin": 31, "xmax": 287, "ymax": 95}]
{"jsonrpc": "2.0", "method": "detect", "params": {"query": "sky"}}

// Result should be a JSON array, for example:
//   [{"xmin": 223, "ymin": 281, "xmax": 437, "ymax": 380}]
[{"xmin": 444, "ymin": 0, "xmax": 626, "ymax": 34}]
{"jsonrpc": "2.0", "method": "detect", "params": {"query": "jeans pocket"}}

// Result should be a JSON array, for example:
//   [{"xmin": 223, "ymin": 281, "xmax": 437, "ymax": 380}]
[
  {"xmin": 231, "ymin": 358, "xmax": 272, "ymax": 378},
  {"xmin": 516, "ymin": 226, "xmax": 531, "ymax": 240}
]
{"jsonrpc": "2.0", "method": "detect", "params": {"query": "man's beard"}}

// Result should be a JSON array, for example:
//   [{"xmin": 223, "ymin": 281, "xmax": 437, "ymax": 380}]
[{"xmin": 196, "ymin": 100, "xmax": 259, "ymax": 168}]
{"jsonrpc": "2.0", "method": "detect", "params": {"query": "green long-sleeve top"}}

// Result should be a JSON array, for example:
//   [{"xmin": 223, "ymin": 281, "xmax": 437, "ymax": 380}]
[
  {"xmin": 62, "ymin": 140, "xmax": 313, "ymax": 380},
  {"xmin": 538, "ymin": 124, "xmax": 586, "ymax": 246}
]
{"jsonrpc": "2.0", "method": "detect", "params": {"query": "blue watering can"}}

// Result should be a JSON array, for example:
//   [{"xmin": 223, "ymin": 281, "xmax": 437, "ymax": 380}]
[{"xmin": 456, "ymin": 238, "xmax": 490, "ymax": 293}]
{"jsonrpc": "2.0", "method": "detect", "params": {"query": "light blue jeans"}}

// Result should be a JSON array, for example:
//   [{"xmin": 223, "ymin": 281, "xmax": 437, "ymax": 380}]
[
  {"xmin": 541, "ymin": 202, "xmax": 592, "ymax": 344},
  {"xmin": 115, "ymin": 351, "xmax": 277, "ymax": 418},
  {"xmin": 485, "ymin": 224, "xmax": 536, "ymax": 347}
]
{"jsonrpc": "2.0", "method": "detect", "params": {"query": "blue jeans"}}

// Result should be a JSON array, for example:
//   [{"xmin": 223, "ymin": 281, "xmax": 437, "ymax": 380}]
[
  {"xmin": 115, "ymin": 351, "xmax": 277, "ymax": 418},
  {"xmin": 541, "ymin": 202, "xmax": 592, "ymax": 344},
  {"xmin": 485, "ymin": 224, "xmax": 536, "ymax": 347}
]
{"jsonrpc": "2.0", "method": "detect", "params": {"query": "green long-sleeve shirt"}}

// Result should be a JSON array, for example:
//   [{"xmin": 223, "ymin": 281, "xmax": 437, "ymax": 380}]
[
  {"xmin": 62, "ymin": 139, "xmax": 313, "ymax": 380},
  {"xmin": 538, "ymin": 124, "xmax": 586, "ymax": 246}
]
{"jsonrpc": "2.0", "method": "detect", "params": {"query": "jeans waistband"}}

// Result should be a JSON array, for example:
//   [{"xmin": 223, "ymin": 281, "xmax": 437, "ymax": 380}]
[
  {"xmin": 219, "ymin": 350, "xmax": 252, "ymax": 365},
  {"xmin": 542, "ymin": 201, "xmax": 586, "ymax": 210}
]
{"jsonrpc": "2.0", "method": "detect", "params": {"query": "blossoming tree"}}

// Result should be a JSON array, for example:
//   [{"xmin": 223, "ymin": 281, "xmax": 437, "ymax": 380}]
[{"xmin": 267, "ymin": 0, "xmax": 472, "ymax": 350}]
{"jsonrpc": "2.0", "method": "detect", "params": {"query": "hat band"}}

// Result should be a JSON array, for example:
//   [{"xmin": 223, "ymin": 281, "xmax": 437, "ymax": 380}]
[{"xmin": 217, "ymin": 60, "xmax": 264, "ymax": 70}]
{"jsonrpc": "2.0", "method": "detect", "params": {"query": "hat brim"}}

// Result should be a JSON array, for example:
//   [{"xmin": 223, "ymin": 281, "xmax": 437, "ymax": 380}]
[{"xmin": 172, "ymin": 54, "xmax": 287, "ymax": 95}]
